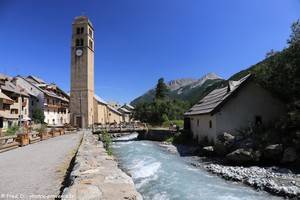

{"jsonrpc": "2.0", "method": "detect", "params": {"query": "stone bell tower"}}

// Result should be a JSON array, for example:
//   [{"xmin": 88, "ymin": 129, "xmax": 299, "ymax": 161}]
[{"xmin": 70, "ymin": 16, "xmax": 94, "ymax": 128}]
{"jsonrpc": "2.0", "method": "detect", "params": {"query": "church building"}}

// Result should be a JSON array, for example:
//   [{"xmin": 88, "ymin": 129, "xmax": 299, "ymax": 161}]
[{"xmin": 70, "ymin": 16, "xmax": 124, "ymax": 128}]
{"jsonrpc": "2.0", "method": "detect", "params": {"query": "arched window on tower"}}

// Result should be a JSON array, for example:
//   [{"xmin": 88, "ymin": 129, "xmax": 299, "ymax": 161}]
[
  {"xmin": 89, "ymin": 40, "xmax": 93, "ymax": 49},
  {"xmin": 80, "ymin": 27, "xmax": 84, "ymax": 34},
  {"xmin": 76, "ymin": 28, "xmax": 80, "ymax": 34},
  {"xmin": 80, "ymin": 39, "xmax": 84, "ymax": 46},
  {"xmin": 75, "ymin": 39, "xmax": 80, "ymax": 46}
]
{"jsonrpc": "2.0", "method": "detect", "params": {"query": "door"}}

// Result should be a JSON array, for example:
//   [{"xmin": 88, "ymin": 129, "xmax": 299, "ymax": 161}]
[{"xmin": 76, "ymin": 116, "xmax": 82, "ymax": 128}]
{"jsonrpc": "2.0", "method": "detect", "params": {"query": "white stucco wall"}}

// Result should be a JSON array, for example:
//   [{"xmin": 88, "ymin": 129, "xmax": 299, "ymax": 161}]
[
  {"xmin": 44, "ymin": 107, "xmax": 70, "ymax": 126},
  {"xmin": 190, "ymin": 114, "xmax": 216, "ymax": 142},
  {"xmin": 215, "ymin": 82, "xmax": 286, "ymax": 136}
]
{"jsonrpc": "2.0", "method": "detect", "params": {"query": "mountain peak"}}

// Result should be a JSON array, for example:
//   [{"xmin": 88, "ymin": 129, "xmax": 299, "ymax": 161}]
[{"xmin": 167, "ymin": 73, "xmax": 222, "ymax": 91}]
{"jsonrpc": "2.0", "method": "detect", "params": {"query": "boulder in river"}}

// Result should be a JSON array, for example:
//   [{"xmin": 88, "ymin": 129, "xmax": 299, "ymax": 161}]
[
  {"xmin": 281, "ymin": 147, "xmax": 297, "ymax": 163},
  {"xmin": 214, "ymin": 132, "xmax": 236, "ymax": 156},
  {"xmin": 263, "ymin": 144, "xmax": 283, "ymax": 161},
  {"xmin": 202, "ymin": 146, "xmax": 214, "ymax": 156},
  {"xmin": 226, "ymin": 148, "xmax": 257, "ymax": 163}
]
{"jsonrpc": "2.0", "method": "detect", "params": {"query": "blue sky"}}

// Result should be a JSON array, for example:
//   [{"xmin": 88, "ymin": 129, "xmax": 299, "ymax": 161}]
[{"xmin": 0, "ymin": 0, "xmax": 299, "ymax": 104}]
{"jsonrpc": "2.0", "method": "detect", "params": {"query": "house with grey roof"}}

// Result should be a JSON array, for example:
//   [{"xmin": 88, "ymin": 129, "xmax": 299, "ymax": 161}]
[
  {"xmin": 15, "ymin": 75, "xmax": 69, "ymax": 126},
  {"xmin": 0, "ymin": 74, "xmax": 30, "ymax": 130},
  {"xmin": 184, "ymin": 74, "xmax": 286, "ymax": 143}
]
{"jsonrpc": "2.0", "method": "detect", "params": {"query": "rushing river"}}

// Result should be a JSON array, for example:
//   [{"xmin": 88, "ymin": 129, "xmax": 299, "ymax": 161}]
[{"xmin": 112, "ymin": 134, "xmax": 281, "ymax": 200}]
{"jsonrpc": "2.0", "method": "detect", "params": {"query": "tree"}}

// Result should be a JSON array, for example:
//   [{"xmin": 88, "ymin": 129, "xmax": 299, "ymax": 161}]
[
  {"xmin": 265, "ymin": 49, "xmax": 278, "ymax": 58},
  {"xmin": 32, "ymin": 108, "xmax": 45, "ymax": 123},
  {"xmin": 155, "ymin": 78, "xmax": 169, "ymax": 100},
  {"xmin": 288, "ymin": 19, "xmax": 300, "ymax": 45}
]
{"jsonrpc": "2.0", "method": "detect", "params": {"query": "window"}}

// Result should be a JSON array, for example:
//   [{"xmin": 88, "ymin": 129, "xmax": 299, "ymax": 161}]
[
  {"xmin": 89, "ymin": 40, "xmax": 93, "ymax": 49},
  {"xmin": 3, "ymin": 104, "xmax": 10, "ymax": 110},
  {"xmin": 197, "ymin": 119, "xmax": 199, "ymax": 126},
  {"xmin": 80, "ymin": 27, "xmax": 84, "ymax": 34},
  {"xmin": 11, "ymin": 109, "xmax": 18, "ymax": 114},
  {"xmin": 80, "ymin": 39, "xmax": 84, "ymax": 46},
  {"xmin": 76, "ymin": 28, "xmax": 81, "ymax": 34},
  {"xmin": 76, "ymin": 39, "xmax": 80, "ymax": 46},
  {"xmin": 209, "ymin": 120, "xmax": 212, "ymax": 128},
  {"xmin": 89, "ymin": 28, "xmax": 93, "ymax": 37}
]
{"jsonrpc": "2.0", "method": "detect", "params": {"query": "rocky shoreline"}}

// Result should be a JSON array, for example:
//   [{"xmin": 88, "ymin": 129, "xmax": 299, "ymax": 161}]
[
  {"xmin": 159, "ymin": 142, "xmax": 300, "ymax": 199},
  {"xmin": 62, "ymin": 131, "xmax": 142, "ymax": 200}
]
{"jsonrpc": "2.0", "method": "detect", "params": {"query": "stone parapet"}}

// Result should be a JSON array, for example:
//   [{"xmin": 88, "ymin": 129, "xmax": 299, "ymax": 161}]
[{"xmin": 62, "ymin": 131, "xmax": 142, "ymax": 200}]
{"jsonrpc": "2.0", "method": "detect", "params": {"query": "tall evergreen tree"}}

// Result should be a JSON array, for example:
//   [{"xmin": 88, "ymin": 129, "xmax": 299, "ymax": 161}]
[
  {"xmin": 288, "ymin": 19, "xmax": 300, "ymax": 45},
  {"xmin": 155, "ymin": 78, "xmax": 169, "ymax": 100}
]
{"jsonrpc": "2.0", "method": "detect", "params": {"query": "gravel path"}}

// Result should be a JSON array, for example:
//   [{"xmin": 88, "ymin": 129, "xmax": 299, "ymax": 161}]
[{"xmin": 0, "ymin": 132, "xmax": 82, "ymax": 199}]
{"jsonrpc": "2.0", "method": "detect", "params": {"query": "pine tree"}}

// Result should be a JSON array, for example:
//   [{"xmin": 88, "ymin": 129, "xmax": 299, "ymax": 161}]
[{"xmin": 155, "ymin": 78, "xmax": 169, "ymax": 100}]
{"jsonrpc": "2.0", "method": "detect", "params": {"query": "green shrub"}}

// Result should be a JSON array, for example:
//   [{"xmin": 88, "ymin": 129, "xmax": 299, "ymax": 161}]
[
  {"xmin": 6, "ymin": 125, "xmax": 19, "ymax": 136},
  {"xmin": 164, "ymin": 130, "xmax": 193, "ymax": 145},
  {"xmin": 35, "ymin": 124, "xmax": 47, "ymax": 134},
  {"xmin": 32, "ymin": 108, "xmax": 45, "ymax": 123},
  {"xmin": 102, "ymin": 131, "xmax": 112, "ymax": 155}
]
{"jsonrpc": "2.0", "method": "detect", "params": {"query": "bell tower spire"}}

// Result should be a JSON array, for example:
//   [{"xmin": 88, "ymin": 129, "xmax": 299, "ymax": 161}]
[{"xmin": 70, "ymin": 16, "xmax": 94, "ymax": 128}]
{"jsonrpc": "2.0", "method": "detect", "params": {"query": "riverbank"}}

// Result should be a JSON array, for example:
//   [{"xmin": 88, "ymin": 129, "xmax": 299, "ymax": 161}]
[
  {"xmin": 159, "ymin": 142, "xmax": 300, "ymax": 199},
  {"xmin": 62, "ymin": 131, "xmax": 142, "ymax": 200}
]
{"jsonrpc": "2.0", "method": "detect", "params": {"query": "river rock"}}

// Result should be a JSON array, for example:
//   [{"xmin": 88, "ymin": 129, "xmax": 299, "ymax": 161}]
[
  {"xmin": 263, "ymin": 144, "xmax": 283, "ymax": 161},
  {"xmin": 203, "ymin": 164, "xmax": 300, "ymax": 198},
  {"xmin": 226, "ymin": 148, "xmax": 255, "ymax": 163},
  {"xmin": 281, "ymin": 147, "xmax": 297, "ymax": 163},
  {"xmin": 214, "ymin": 141, "xmax": 227, "ymax": 156},
  {"xmin": 202, "ymin": 146, "xmax": 214, "ymax": 156}
]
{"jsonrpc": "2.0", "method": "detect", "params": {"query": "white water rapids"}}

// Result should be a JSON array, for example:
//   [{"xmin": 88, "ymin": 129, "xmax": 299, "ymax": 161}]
[{"xmin": 112, "ymin": 134, "xmax": 282, "ymax": 200}]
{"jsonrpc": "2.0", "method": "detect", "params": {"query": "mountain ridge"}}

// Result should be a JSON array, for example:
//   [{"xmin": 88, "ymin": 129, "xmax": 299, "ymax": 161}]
[{"xmin": 131, "ymin": 73, "xmax": 223, "ymax": 106}]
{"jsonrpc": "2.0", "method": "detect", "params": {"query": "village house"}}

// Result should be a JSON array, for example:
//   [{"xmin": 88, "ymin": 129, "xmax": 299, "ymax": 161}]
[
  {"xmin": 118, "ymin": 107, "xmax": 131, "ymax": 123},
  {"xmin": 184, "ymin": 74, "xmax": 286, "ymax": 143},
  {"xmin": 94, "ymin": 94, "xmax": 131, "ymax": 125},
  {"xmin": 118, "ymin": 104, "xmax": 135, "ymax": 123},
  {"xmin": 94, "ymin": 94, "xmax": 109, "ymax": 125},
  {"xmin": 15, "ymin": 75, "xmax": 70, "ymax": 126},
  {"xmin": 107, "ymin": 105, "xmax": 123, "ymax": 124},
  {"xmin": 0, "ymin": 74, "xmax": 30, "ymax": 131}
]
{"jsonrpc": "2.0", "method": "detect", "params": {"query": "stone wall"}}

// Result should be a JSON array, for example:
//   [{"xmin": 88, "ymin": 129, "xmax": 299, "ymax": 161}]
[{"xmin": 62, "ymin": 131, "xmax": 142, "ymax": 200}]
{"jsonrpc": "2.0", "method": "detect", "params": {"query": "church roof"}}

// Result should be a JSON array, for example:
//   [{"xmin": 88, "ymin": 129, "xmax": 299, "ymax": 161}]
[
  {"xmin": 122, "ymin": 103, "xmax": 134, "ymax": 110},
  {"xmin": 118, "ymin": 107, "xmax": 131, "ymax": 114},
  {"xmin": 107, "ymin": 105, "xmax": 122, "ymax": 115},
  {"xmin": 184, "ymin": 74, "xmax": 252, "ymax": 116},
  {"xmin": 94, "ymin": 94, "xmax": 107, "ymax": 105}
]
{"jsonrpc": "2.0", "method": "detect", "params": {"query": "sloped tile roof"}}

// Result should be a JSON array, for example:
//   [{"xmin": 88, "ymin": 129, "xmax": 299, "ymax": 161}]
[
  {"xmin": 94, "ymin": 94, "xmax": 108, "ymax": 105},
  {"xmin": 184, "ymin": 74, "xmax": 251, "ymax": 116}
]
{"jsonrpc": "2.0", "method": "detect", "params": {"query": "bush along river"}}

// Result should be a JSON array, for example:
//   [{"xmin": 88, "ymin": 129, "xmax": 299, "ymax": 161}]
[{"xmin": 112, "ymin": 134, "xmax": 282, "ymax": 200}]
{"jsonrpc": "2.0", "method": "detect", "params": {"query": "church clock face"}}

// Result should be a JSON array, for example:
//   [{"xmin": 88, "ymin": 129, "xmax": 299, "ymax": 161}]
[{"xmin": 76, "ymin": 49, "xmax": 83, "ymax": 57}]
